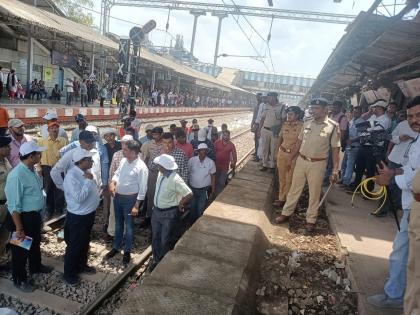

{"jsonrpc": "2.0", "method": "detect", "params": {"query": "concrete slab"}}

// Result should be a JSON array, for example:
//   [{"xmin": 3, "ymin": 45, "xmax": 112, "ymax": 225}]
[
  {"xmin": 191, "ymin": 215, "xmax": 259, "ymax": 243},
  {"xmin": 148, "ymin": 251, "xmax": 246, "ymax": 299},
  {"xmin": 217, "ymin": 186, "xmax": 269, "ymax": 210},
  {"xmin": 175, "ymin": 229, "xmax": 254, "ymax": 267},
  {"xmin": 229, "ymin": 177, "xmax": 272, "ymax": 193},
  {"xmin": 115, "ymin": 283, "xmax": 235, "ymax": 315},
  {"xmin": 326, "ymin": 186, "xmax": 401, "ymax": 315},
  {"xmin": 235, "ymin": 171, "xmax": 273, "ymax": 184},
  {"xmin": 0, "ymin": 278, "xmax": 81, "ymax": 315}
]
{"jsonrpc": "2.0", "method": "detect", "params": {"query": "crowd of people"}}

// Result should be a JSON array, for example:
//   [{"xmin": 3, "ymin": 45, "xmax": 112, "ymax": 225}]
[
  {"xmin": 251, "ymin": 92, "xmax": 420, "ymax": 313},
  {"xmin": 0, "ymin": 107, "xmax": 237, "ymax": 291}
]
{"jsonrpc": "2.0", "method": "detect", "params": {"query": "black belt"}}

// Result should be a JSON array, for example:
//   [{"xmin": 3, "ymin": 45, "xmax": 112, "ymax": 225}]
[
  {"xmin": 0, "ymin": 200, "xmax": 6, "ymax": 205},
  {"xmin": 191, "ymin": 186, "xmax": 209, "ymax": 191},
  {"xmin": 264, "ymin": 127, "xmax": 271, "ymax": 131},
  {"xmin": 155, "ymin": 206, "xmax": 178, "ymax": 212}
]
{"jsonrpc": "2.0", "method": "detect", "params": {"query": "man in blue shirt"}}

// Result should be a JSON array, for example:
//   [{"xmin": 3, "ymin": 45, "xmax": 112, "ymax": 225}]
[
  {"xmin": 5, "ymin": 141, "xmax": 53, "ymax": 292},
  {"xmin": 62, "ymin": 149, "xmax": 100, "ymax": 285}
]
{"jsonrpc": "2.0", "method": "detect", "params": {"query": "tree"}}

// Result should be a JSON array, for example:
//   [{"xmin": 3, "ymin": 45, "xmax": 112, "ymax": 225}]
[{"xmin": 54, "ymin": 0, "xmax": 94, "ymax": 26}]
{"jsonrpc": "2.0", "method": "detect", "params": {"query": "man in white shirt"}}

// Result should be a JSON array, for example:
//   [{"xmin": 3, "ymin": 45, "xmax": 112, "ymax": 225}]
[
  {"xmin": 368, "ymin": 96, "xmax": 420, "ymax": 309},
  {"xmin": 253, "ymin": 93, "xmax": 268, "ymax": 161},
  {"xmin": 150, "ymin": 154, "xmax": 192, "ymax": 270},
  {"xmin": 50, "ymin": 131, "xmax": 96, "ymax": 189},
  {"xmin": 106, "ymin": 140, "xmax": 148, "ymax": 266},
  {"xmin": 65, "ymin": 78, "xmax": 74, "ymax": 106},
  {"xmin": 40, "ymin": 112, "xmax": 68, "ymax": 141},
  {"xmin": 374, "ymin": 118, "xmax": 419, "ymax": 217},
  {"xmin": 62, "ymin": 149, "xmax": 100, "ymax": 285},
  {"xmin": 188, "ymin": 143, "xmax": 216, "ymax": 223},
  {"xmin": 351, "ymin": 99, "xmax": 391, "ymax": 192}
]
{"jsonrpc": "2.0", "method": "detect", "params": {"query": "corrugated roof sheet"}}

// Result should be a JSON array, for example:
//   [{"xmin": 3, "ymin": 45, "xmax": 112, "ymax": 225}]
[
  {"xmin": 0, "ymin": 0, "xmax": 118, "ymax": 50},
  {"xmin": 0, "ymin": 0, "xmax": 251, "ymax": 94}
]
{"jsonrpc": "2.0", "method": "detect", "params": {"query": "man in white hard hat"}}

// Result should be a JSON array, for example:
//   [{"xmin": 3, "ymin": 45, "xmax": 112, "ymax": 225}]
[
  {"xmin": 5, "ymin": 141, "xmax": 53, "ymax": 292},
  {"xmin": 188, "ymin": 143, "xmax": 216, "ymax": 223},
  {"xmin": 62, "ymin": 149, "xmax": 100, "ymax": 285},
  {"xmin": 150, "ymin": 154, "xmax": 192, "ymax": 270},
  {"xmin": 40, "ymin": 111, "xmax": 68, "ymax": 141}
]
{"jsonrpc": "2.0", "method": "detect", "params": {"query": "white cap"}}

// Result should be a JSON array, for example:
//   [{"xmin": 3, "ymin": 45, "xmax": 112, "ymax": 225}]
[
  {"xmin": 19, "ymin": 141, "xmax": 46, "ymax": 155},
  {"xmin": 43, "ymin": 111, "xmax": 58, "ymax": 120},
  {"xmin": 197, "ymin": 143, "xmax": 208, "ymax": 150},
  {"xmin": 72, "ymin": 148, "xmax": 94, "ymax": 163},
  {"xmin": 198, "ymin": 128, "xmax": 207, "ymax": 142},
  {"xmin": 121, "ymin": 135, "xmax": 134, "ymax": 141},
  {"xmin": 370, "ymin": 99, "xmax": 388, "ymax": 109},
  {"xmin": 102, "ymin": 127, "xmax": 117, "ymax": 136},
  {"xmin": 86, "ymin": 125, "xmax": 98, "ymax": 134},
  {"xmin": 153, "ymin": 154, "xmax": 178, "ymax": 170}
]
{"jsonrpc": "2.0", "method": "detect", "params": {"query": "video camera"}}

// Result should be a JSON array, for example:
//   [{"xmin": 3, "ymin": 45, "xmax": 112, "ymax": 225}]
[{"xmin": 355, "ymin": 121, "xmax": 388, "ymax": 146}]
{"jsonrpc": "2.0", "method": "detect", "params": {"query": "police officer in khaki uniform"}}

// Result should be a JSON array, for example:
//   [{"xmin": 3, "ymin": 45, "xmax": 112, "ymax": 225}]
[
  {"xmin": 258, "ymin": 92, "xmax": 286, "ymax": 172},
  {"xmin": 275, "ymin": 98, "xmax": 340, "ymax": 232},
  {"xmin": 0, "ymin": 136, "xmax": 12, "ymax": 269},
  {"xmin": 273, "ymin": 106, "xmax": 304, "ymax": 208}
]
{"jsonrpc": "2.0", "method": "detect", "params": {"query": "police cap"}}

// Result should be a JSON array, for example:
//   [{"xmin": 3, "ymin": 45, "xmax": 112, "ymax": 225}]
[
  {"xmin": 310, "ymin": 98, "xmax": 329, "ymax": 107},
  {"xmin": 286, "ymin": 106, "xmax": 303, "ymax": 115}
]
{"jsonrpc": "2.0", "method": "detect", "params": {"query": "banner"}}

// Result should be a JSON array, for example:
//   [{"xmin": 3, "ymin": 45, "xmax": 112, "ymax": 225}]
[
  {"xmin": 43, "ymin": 67, "xmax": 53, "ymax": 81},
  {"xmin": 51, "ymin": 50, "xmax": 78, "ymax": 68},
  {"xmin": 397, "ymin": 78, "xmax": 420, "ymax": 98}
]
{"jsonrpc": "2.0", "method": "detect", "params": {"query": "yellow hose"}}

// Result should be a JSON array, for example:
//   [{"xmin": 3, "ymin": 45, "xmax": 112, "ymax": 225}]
[{"xmin": 351, "ymin": 177, "xmax": 388, "ymax": 214}]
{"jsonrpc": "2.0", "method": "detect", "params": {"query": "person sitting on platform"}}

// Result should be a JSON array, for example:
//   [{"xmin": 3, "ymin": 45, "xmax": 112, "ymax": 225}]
[{"xmin": 51, "ymin": 84, "xmax": 62, "ymax": 102}]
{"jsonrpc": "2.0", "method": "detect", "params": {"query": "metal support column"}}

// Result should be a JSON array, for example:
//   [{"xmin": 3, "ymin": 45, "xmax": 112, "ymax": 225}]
[
  {"xmin": 26, "ymin": 26, "xmax": 33, "ymax": 90},
  {"xmin": 91, "ymin": 44, "xmax": 95, "ymax": 76},
  {"xmin": 189, "ymin": 11, "xmax": 205, "ymax": 56},
  {"xmin": 212, "ymin": 13, "xmax": 227, "ymax": 77},
  {"xmin": 151, "ymin": 69, "xmax": 156, "ymax": 92}
]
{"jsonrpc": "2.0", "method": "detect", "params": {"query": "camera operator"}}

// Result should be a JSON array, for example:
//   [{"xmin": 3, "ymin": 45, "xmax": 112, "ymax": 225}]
[{"xmin": 348, "ymin": 99, "xmax": 391, "ymax": 193}]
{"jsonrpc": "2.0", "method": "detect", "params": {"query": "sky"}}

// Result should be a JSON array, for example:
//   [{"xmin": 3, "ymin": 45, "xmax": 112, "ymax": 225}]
[{"xmin": 91, "ymin": 0, "xmax": 375, "ymax": 78}]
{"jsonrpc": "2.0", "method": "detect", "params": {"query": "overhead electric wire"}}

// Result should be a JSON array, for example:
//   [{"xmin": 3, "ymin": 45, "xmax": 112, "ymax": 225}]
[
  {"xmin": 228, "ymin": 0, "xmax": 275, "ymax": 72},
  {"xmin": 219, "ymin": 0, "xmax": 269, "ymax": 71}
]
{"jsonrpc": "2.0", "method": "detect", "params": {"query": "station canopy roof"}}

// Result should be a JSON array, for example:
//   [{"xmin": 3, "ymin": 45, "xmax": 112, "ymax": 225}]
[
  {"xmin": 306, "ymin": 10, "xmax": 420, "ymax": 101},
  {"xmin": 0, "ymin": 0, "xmax": 251, "ymax": 94}
]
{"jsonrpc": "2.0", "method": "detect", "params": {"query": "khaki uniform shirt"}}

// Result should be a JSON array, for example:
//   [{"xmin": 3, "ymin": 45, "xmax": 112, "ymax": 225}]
[
  {"xmin": 261, "ymin": 103, "xmax": 286, "ymax": 129},
  {"xmin": 298, "ymin": 117, "xmax": 340, "ymax": 158},
  {"xmin": 0, "ymin": 158, "xmax": 11, "ymax": 201},
  {"xmin": 279, "ymin": 121, "xmax": 303, "ymax": 150},
  {"xmin": 38, "ymin": 136, "xmax": 68, "ymax": 167}
]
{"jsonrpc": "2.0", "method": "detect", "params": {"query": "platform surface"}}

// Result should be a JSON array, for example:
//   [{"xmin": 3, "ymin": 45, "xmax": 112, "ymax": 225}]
[{"xmin": 326, "ymin": 186, "xmax": 401, "ymax": 315}]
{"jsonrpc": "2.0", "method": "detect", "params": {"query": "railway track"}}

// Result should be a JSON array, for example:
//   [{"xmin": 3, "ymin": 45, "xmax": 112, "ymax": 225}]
[{"xmin": 0, "ymin": 129, "xmax": 256, "ymax": 315}]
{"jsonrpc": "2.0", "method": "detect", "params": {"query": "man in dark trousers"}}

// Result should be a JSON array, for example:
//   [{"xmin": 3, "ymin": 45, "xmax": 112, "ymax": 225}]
[
  {"xmin": 62, "ymin": 149, "xmax": 100, "ymax": 285},
  {"xmin": 5, "ymin": 141, "xmax": 53, "ymax": 292}
]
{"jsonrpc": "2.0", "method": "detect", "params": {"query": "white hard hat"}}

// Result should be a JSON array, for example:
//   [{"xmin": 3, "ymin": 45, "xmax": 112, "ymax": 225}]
[
  {"xmin": 86, "ymin": 125, "xmax": 98, "ymax": 134},
  {"xmin": 72, "ymin": 148, "xmax": 94, "ymax": 163},
  {"xmin": 43, "ymin": 111, "xmax": 58, "ymax": 120},
  {"xmin": 153, "ymin": 154, "xmax": 178, "ymax": 170},
  {"xmin": 19, "ymin": 141, "xmax": 46, "ymax": 156},
  {"xmin": 197, "ymin": 143, "xmax": 208, "ymax": 151},
  {"xmin": 121, "ymin": 135, "xmax": 134, "ymax": 141}
]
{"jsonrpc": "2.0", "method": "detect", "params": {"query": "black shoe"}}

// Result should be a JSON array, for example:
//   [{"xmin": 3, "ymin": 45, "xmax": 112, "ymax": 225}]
[
  {"xmin": 31, "ymin": 264, "xmax": 53, "ymax": 274},
  {"xmin": 64, "ymin": 275, "xmax": 80, "ymax": 286},
  {"xmin": 259, "ymin": 166, "xmax": 267, "ymax": 172},
  {"xmin": 105, "ymin": 248, "xmax": 118, "ymax": 260},
  {"xmin": 122, "ymin": 252, "xmax": 131, "ymax": 266},
  {"xmin": 80, "ymin": 265, "xmax": 96, "ymax": 275},
  {"xmin": 371, "ymin": 211, "xmax": 387, "ymax": 218},
  {"xmin": 14, "ymin": 281, "xmax": 35, "ymax": 293},
  {"xmin": 252, "ymin": 157, "xmax": 260, "ymax": 162}
]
